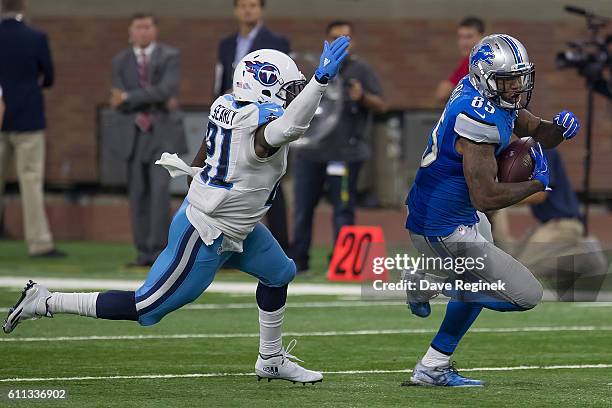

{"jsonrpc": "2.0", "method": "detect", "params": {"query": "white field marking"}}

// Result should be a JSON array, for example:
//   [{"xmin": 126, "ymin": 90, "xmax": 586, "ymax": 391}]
[
  {"xmin": 0, "ymin": 276, "xmax": 362, "ymax": 295},
  {"xmin": 574, "ymin": 302, "xmax": 612, "ymax": 307},
  {"xmin": 0, "ymin": 300, "xmax": 442, "ymax": 313},
  {"xmin": 1, "ymin": 364, "xmax": 612, "ymax": 383},
  {"xmin": 2, "ymin": 326, "xmax": 612, "ymax": 343},
  {"xmin": 2, "ymin": 276, "xmax": 611, "ymax": 300}
]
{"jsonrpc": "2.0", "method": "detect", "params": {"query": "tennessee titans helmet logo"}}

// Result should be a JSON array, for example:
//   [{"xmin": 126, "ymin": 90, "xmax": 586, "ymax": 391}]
[
  {"xmin": 471, "ymin": 43, "xmax": 495, "ymax": 67},
  {"xmin": 245, "ymin": 61, "xmax": 280, "ymax": 87}
]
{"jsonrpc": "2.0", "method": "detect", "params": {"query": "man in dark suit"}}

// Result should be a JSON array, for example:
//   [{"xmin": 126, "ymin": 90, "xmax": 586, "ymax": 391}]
[
  {"xmin": 110, "ymin": 13, "xmax": 187, "ymax": 267},
  {"xmin": 0, "ymin": 0, "xmax": 64, "ymax": 257},
  {"xmin": 214, "ymin": 0, "xmax": 291, "ymax": 251}
]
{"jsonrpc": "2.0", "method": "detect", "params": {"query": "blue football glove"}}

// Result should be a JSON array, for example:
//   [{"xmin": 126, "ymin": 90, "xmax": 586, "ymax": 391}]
[
  {"xmin": 529, "ymin": 143, "xmax": 551, "ymax": 191},
  {"xmin": 553, "ymin": 110, "xmax": 580, "ymax": 140},
  {"xmin": 314, "ymin": 36, "xmax": 350, "ymax": 84}
]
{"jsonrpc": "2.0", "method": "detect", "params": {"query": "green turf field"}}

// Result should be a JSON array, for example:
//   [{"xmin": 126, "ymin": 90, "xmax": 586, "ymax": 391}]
[{"xmin": 0, "ymin": 241, "xmax": 611, "ymax": 407}]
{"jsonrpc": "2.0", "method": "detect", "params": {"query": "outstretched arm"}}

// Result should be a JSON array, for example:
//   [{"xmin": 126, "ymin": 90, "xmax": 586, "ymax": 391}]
[
  {"xmin": 254, "ymin": 36, "xmax": 350, "ymax": 157},
  {"xmin": 187, "ymin": 138, "xmax": 208, "ymax": 187},
  {"xmin": 261, "ymin": 76, "xmax": 327, "ymax": 149},
  {"xmin": 458, "ymin": 137, "xmax": 544, "ymax": 212}
]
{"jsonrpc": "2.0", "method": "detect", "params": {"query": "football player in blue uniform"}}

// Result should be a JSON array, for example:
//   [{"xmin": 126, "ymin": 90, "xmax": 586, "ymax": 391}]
[{"xmin": 404, "ymin": 34, "xmax": 580, "ymax": 387}]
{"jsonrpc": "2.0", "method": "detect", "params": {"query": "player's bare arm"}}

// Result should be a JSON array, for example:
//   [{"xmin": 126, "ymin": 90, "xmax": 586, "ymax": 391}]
[
  {"xmin": 187, "ymin": 138, "xmax": 208, "ymax": 186},
  {"xmin": 254, "ymin": 123, "xmax": 279, "ymax": 158},
  {"xmin": 458, "ymin": 137, "xmax": 544, "ymax": 212},
  {"xmin": 514, "ymin": 109, "xmax": 581, "ymax": 149},
  {"xmin": 514, "ymin": 110, "xmax": 561, "ymax": 148}
]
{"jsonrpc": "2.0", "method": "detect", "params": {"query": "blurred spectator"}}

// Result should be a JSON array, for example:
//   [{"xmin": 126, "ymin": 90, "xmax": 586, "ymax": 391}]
[
  {"xmin": 109, "ymin": 13, "xmax": 187, "ymax": 267},
  {"xmin": 214, "ymin": 0, "xmax": 290, "ymax": 97},
  {"xmin": 433, "ymin": 17, "xmax": 485, "ymax": 105},
  {"xmin": 516, "ymin": 149, "xmax": 607, "ymax": 283},
  {"xmin": 0, "ymin": 0, "xmax": 64, "ymax": 257},
  {"xmin": 290, "ymin": 21, "xmax": 386, "ymax": 273},
  {"xmin": 214, "ymin": 0, "xmax": 291, "ymax": 251}
]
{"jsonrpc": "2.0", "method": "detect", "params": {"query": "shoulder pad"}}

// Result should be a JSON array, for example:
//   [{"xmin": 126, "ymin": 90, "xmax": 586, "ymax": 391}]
[
  {"xmin": 255, "ymin": 102, "xmax": 284, "ymax": 127},
  {"xmin": 454, "ymin": 111, "xmax": 501, "ymax": 144}
]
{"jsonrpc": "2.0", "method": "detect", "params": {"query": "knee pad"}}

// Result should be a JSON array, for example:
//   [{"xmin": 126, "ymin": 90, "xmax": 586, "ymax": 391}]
[
  {"xmin": 517, "ymin": 280, "xmax": 544, "ymax": 311},
  {"xmin": 267, "ymin": 259, "xmax": 296, "ymax": 287}
]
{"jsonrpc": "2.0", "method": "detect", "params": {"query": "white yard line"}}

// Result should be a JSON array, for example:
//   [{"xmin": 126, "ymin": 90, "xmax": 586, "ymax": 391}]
[
  {"xmin": 1, "ymin": 364, "xmax": 611, "ymax": 383},
  {"xmin": 573, "ymin": 302, "xmax": 612, "ymax": 307},
  {"xmin": 1, "ymin": 276, "xmax": 611, "ymax": 300},
  {"xmin": 0, "ymin": 276, "xmax": 361, "ymax": 295},
  {"xmin": 2, "ymin": 325, "xmax": 611, "ymax": 343},
  {"xmin": 0, "ymin": 300, "xmax": 433, "ymax": 313}
]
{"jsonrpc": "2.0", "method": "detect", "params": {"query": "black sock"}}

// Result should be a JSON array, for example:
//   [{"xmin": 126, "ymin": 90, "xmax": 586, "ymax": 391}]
[
  {"xmin": 256, "ymin": 283, "xmax": 288, "ymax": 312},
  {"xmin": 96, "ymin": 290, "xmax": 138, "ymax": 321}
]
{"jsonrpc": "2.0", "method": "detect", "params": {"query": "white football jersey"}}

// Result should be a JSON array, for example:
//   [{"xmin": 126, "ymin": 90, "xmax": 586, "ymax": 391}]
[{"xmin": 186, "ymin": 94, "xmax": 287, "ymax": 251}]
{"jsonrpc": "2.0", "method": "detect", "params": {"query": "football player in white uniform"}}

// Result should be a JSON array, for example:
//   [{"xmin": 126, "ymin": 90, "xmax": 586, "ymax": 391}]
[{"xmin": 3, "ymin": 36, "xmax": 351, "ymax": 385}]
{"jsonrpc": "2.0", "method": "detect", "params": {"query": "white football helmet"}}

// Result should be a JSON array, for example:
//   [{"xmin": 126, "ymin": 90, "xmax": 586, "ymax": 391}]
[
  {"xmin": 469, "ymin": 34, "xmax": 535, "ymax": 110},
  {"xmin": 233, "ymin": 49, "xmax": 306, "ymax": 108}
]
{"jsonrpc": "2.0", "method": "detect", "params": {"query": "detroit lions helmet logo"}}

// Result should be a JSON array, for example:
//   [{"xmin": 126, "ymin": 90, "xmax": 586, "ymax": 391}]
[
  {"xmin": 245, "ymin": 61, "xmax": 280, "ymax": 87},
  {"xmin": 471, "ymin": 43, "xmax": 495, "ymax": 67}
]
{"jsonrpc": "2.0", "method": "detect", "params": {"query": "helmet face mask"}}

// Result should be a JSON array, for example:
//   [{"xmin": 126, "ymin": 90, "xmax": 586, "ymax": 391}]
[
  {"xmin": 469, "ymin": 34, "xmax": 536, "ymax": 111},
  {"xmin": 486, "ymin": 66, "xmax": 535, "ymax": 110},
  {"xmin": 275, "ymin": 79, "xmax": 307, "ymax": 107}
]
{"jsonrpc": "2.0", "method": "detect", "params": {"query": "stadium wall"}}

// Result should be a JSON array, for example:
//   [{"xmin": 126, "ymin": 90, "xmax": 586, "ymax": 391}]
[
  {"xmin": 2, "ymin": 1, "xmax": 612, "ymax": 242},
  {"xmin": 4, "ymin": 2, "xmax": 609, "ymax": 189}
]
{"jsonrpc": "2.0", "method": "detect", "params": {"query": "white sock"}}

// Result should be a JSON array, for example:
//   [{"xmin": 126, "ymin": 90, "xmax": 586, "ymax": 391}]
[
  {"xmin": 44, "ymin": 292, "xmax": 100, "ymax": 318},
  {"xmin": 258, "ymin": 306, "xmax": 285, "ymax": 357},
  {"xmin": 421, "ymin": 346, "xmax": 451, "ymax": 368}
]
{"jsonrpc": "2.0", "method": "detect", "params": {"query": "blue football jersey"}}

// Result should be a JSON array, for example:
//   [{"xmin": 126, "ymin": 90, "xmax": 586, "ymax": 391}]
[{"xmin": 406, "ymin": 76, "xmax": 518, "ymax": 237}]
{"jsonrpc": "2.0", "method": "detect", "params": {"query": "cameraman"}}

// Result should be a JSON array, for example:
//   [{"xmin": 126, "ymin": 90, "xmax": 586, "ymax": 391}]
[
  {"xmin": 289, "ymin": 21, "xmax": 386, "ymax": 274},
  {"xmin": 594, "ymin": 76, "xmax": 611, "ymax": 97}
]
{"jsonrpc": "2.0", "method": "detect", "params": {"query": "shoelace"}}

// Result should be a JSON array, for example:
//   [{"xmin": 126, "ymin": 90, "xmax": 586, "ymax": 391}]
[
  {"xmin": 283, "ymin": 339, "xmax": 304, "ymax": 363},
  {"xmin": 430, "ymin": 361, "xmax": 459, "ymax": 383}
]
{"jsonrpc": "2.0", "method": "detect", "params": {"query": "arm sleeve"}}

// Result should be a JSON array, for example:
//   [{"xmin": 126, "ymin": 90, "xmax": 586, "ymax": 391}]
[
  {"xmin": 263, "ymin": 76, "xmax": 327, "ymax": 147},
  {"xmin": 454, "ymin": 112, "xmax": 501, "ymax": 144},
  {"xmin": 123, "ymin": 51, "xmax": 180, "ymax": 108}
]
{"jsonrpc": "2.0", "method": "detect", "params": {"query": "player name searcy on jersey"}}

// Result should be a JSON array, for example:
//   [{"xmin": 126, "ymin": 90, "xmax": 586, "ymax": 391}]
[
  {"xmin": 211, "ymin": 104, "xmax": 238, "ymax": 126},
  {"xmin": 372, "ymin": 279, "xmax": 507, "ymax": 293}
]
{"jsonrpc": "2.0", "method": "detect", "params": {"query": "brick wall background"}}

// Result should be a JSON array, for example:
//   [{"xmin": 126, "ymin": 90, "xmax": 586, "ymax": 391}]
[{"xmin": 22, "ymin": 16, "xmax": 611, "ymax": 191}]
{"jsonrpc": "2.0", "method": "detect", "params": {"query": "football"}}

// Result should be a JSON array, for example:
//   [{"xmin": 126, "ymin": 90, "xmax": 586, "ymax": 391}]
[{"xmin": 497, "ymin": 137, "xmax": 536, "ymax": 183}]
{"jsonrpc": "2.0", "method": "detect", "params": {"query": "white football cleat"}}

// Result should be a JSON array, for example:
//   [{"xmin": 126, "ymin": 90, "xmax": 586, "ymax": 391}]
[
  {"xmin": 3, "ymin": 280, "xmax": 52, "ymax": 334},
  {"xmin": 255, "ymin": 339, "xmax": 323, "ymax": 385}
]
